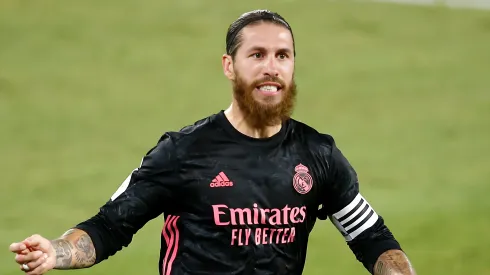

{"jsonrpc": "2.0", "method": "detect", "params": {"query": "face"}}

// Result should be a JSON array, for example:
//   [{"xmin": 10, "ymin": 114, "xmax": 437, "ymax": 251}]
[{"xmin": 222, "ymin": 22, "xmax": 297, "ymax": 127}]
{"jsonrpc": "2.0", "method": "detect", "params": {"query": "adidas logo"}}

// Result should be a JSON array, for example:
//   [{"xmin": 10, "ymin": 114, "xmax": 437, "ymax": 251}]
[{"xmin": 210, "ymin": 172, "xmax": 234, "ymax": 188}]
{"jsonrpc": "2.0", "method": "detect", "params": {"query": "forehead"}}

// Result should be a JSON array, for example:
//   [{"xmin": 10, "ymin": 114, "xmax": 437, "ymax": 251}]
[{"xmin": 239, "ymin": 22, "xmax": 294, "ymax": 52}]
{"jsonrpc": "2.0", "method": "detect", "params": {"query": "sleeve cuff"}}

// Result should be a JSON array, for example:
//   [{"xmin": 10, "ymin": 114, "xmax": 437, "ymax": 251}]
[
  {"xmin": 75, "ymin": 218, "xmax": 106, "ymax": 264},
  {"xmin": 365, "ymin": 239, "xmax": 402, "ymax": 274}
]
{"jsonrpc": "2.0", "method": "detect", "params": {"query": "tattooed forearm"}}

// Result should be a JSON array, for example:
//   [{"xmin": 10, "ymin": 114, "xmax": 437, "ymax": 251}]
[
  {"xmin": 51, "ymin": 239, "xmax": 73, "ymax": 268},
  {"xmin": 73, "ymin": 234, "xmax": 96, "ymax": 266},
  {"xmin": 51, "ymin": 229, "xmax": 96, "ymax": 269},
  {"xmin": 373, "ymin": 249, "xmax": 416, "ymax": 275}
]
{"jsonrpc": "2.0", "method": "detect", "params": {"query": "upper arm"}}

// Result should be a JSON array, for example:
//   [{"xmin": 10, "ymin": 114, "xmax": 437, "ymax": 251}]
[
  {"xmin": 106, "ymin": 133, "xmax": 181, "ymax": 216},
  {"xmin": 75, "ymin": 133, "xmax": 181, "ymax": 263},
  {"xmin": 101, "ymin": 133, "xmax": 181, "ymax": 227},
  {"xmin": 317, "ymin": 139, "xmax": 379, "ymax": 241}
]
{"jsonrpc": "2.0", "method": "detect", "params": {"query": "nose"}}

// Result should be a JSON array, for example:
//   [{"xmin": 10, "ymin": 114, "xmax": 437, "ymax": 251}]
[{"xmin": 262, "ymin": 55, "xmax": 279, "ymax": 77}]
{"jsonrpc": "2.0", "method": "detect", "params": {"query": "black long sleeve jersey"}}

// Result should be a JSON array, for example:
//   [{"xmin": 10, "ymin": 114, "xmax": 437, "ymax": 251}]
[{"xmin": 76, "ymin": 110, "xmax": 401, "ymax": 275}]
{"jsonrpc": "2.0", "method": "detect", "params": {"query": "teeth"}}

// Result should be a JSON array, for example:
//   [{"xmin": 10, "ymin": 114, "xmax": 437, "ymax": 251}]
[{"xmin": 258, "ymin": 85, "xmax": 278, "ymax": 92}]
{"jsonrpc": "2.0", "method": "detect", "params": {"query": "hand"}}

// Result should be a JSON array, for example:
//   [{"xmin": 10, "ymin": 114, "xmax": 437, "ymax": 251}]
[{"xmin": 10, "ymin": 234, "xmax": 56, "ymax": 275}]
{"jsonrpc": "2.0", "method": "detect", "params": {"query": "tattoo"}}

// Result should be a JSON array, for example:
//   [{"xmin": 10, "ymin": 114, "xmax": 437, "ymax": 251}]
[
  {"xmin": 52, "ymin": 239, "xmax": 73, "ymax": 269},
  {"xmin": 51, "ymin": 229, "xmax": 96, "ymax": 269},
  {"xmin": 73, "ymin": 234, "xmax": 96, "ymax": 266},
  {"xmin": 374, "ymin": 250, "xmax": 416, "ymax": 275}
]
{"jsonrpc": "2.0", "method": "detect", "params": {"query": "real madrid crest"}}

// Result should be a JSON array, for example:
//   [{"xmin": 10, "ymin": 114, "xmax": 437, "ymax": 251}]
[{"xmin": 293, "ymin": 163, "xmax": 313, "ymax": 195}]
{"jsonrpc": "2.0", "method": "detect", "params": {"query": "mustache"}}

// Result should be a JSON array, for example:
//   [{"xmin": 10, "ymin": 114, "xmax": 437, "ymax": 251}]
[{"xmin": 251, "ymin": 76, "xmax": 287, "ymax": 88}]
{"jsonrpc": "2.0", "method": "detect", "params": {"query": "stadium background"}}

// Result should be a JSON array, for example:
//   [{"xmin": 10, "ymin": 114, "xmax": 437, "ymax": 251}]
[{"xmin": 1, "ymin": 0, "xmax": 489, "ymax": 274}]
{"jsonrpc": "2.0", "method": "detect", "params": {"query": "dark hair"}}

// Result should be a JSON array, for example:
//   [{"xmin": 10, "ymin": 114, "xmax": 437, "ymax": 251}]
[{"xmin": 226, "ymin": 9, "xmax": 296, "ymax": 58}]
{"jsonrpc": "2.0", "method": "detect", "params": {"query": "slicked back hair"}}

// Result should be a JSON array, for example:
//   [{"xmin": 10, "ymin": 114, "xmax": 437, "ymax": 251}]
[{"xmin": 225, "ymin": 10, "xmax": 296, "ymax": 58}]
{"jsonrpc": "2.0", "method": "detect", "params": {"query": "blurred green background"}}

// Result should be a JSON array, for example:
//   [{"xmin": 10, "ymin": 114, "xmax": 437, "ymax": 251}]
[{"xmin": 1, "ymin": 0, "xmax": 489, "ymax": 274}]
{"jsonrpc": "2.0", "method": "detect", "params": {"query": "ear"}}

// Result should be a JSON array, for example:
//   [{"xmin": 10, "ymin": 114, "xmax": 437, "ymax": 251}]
[{"xmin": 222, "ymin": 54, "xmax": 235, "ymax": 81}]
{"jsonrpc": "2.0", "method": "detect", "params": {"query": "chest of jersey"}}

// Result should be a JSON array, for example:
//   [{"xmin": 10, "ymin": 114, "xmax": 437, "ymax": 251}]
[
  {"xmin": 181, "ymin": 150, "xmax": 318, "ymax": 208},
  {"xmin": 176, "ymin": 147, "xmax": 319, "ymax": 249},
  {"xmin": 176, "ymin": 143, "xmax": 322, "ymax": 228}
]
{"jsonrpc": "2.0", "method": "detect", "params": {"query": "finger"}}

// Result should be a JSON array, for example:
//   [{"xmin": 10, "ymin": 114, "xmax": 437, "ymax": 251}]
[
  {"xmin": 23, "ymin": 236, "xmax": 41, "ymax": 248},
  {"xmin": 15, "ymin": 250, "xmax": 43, "ymax": 264},
  {"xmin": 20, "ymin": 253, "xmax": 48, "ymax": 273},
  {"xmin": 9, "ymin": 242, "xmax": 27, "ymax": 253},
  {"xmin": 26, "ymin": 261, "xmax": 49, "ymax": 275},
  {"xmin": 18, "ymin": 248, "xmax": 31, "ymax": 255}
]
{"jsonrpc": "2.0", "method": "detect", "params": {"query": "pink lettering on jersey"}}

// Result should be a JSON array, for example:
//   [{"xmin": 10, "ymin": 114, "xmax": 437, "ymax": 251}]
[
  {"xmin": 209, "ymin": 172, "xmax": 234, "ymax": 188},
  {"xmin": 212, "ymin": 203, "xmax": 306, "ymax": 247}
]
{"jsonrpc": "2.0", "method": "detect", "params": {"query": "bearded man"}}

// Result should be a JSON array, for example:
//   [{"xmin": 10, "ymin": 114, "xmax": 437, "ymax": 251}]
[{"xmin": 9, "ymin": 10, "xmax": 416, "ymax": 275}]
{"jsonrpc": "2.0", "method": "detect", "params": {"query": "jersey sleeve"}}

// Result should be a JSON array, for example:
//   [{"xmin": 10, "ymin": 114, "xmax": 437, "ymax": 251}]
[
  {"xmin": 317, "ymin": 140, "xmax": 379, "ymax": 242},
  {"xmin": 317, "ymin": 138, "xmax": 402, "ymax": 273},
  {"xmin": 75, "ymin": 133, "xmax": 181, "ymax": 264}
]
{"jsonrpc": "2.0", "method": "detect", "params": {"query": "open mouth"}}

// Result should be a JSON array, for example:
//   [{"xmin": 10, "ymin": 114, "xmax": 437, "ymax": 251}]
[{"xmin": 256, "ymin": 82, "xmax": 282, "ymax": 96}]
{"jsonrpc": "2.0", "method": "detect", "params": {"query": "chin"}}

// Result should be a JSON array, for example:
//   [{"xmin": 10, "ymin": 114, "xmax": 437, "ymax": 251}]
[
  {"xmin": 253, "ymin": 93, "xmax": 283, "ymax": 105},
  {"xmin": 254, "ymin": 98, "xmax": 282, "ymax": 107}
]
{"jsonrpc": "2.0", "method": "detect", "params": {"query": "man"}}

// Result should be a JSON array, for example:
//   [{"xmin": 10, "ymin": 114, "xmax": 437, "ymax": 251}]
[{"xmin": 9, "ymin": 10, "xmax": 417, "ymax": 275}]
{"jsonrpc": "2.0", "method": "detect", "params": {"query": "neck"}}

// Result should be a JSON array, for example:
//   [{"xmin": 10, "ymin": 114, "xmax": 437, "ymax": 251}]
[{"xmin": 224, "ymin": 101, "xmax": 282, "ymax": 139}]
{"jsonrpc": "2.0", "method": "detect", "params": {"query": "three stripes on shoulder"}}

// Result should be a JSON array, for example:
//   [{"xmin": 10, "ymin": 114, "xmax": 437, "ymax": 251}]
[{"xmin": 329, "ymin": 193, "xmax": 379, "ymax": 241}]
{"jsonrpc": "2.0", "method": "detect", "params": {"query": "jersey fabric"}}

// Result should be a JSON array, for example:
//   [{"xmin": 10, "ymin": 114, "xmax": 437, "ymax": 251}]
[{"xmin": 75, "ymin": 110, "xmax": 401, "ymax": 275}]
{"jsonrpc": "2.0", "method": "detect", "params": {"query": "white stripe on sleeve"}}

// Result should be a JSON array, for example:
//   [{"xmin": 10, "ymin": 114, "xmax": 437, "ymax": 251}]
[
  {"xmin": 329, "ymin": 193, "xmax": 379, "ymax": 241},
  {"xmin": 110, "ymin": 169, "xmax": 137, "ymax": 201}
]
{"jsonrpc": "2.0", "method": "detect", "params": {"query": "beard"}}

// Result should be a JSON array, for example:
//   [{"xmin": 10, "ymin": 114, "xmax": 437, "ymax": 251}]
[{"xmin": 232, "ymin": 72, "xmax": 297, "ymax": 128}]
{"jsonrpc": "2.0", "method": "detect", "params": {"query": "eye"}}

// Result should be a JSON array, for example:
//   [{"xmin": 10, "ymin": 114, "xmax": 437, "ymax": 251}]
[
  {"xmin": 278, "ymin": 53, "xmax": 288, "ymax": 60},
  {"xmin": 251, "ymin": 52, "xmax": 262, "ymax": 59}
]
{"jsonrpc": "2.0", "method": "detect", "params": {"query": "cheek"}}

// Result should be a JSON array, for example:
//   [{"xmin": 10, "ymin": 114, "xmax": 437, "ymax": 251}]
[
  {"xmin": 238, "ymin": 72, "xmax": 258, "ymax": 86},
  {"xmin": 237, "ymin": 62, "xmax": 262, "ymax": 76},
  {"xmin": 279, "ymin": 63, "xmax": 294, "ymax": 78}
]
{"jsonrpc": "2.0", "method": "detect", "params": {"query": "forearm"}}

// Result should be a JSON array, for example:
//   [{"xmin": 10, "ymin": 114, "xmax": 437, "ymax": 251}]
[
  {"xmin": 50, "ymin": 228, "xmax": 96, "ymax": 269},
  {"xmin": 373, "ymin": 249, "xmax": 416, "ymax": 275}
]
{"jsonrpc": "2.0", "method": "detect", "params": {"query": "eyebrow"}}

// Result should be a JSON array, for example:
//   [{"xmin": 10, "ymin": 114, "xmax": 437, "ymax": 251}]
[{"xmin": 248, "ymin": 46, "xmax": 293, "ymax": 54}]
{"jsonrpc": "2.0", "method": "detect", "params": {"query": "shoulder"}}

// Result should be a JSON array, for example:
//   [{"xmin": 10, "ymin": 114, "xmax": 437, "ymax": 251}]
[
  {"xmin": 288, "ymin": 118, "xmax": 355, "ymax": 176},
  {"xmin": 149, "ymin": 112, "xmax": 222, "ymax": 159},
  {"xmin": 288, "ymin": 118, "xmax": 337, "ymax": 152}
]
